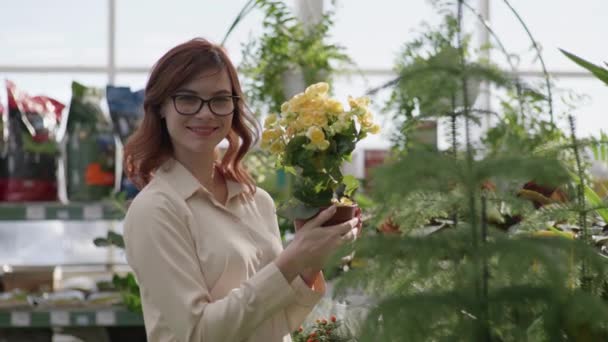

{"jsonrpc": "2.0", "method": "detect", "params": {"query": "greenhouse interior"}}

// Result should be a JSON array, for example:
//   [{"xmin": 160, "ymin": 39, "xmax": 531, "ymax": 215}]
[{"xmin": 1, "ymin": 0, "xmax": 607, "ymax": 341}]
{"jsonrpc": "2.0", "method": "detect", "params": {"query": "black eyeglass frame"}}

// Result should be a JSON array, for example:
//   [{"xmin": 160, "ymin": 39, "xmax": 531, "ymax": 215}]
[{"xmin": 170, "ymin": 94, "xmax": 240, "ymax": 116}]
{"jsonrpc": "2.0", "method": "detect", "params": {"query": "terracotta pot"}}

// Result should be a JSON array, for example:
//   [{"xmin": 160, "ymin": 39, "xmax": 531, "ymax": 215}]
[{"xmin": 320, "ymin": 204, "xmax": 358, "ymax": 227}]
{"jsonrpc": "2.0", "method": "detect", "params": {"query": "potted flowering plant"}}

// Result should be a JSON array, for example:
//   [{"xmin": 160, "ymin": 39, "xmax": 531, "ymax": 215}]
[
  {"xmin": 260, "ymin": 82, "xmax": 380, "ymax": 224},
  {"xmin": 291, "ymin": 315, "xmax": 351, "ymax": 342}
]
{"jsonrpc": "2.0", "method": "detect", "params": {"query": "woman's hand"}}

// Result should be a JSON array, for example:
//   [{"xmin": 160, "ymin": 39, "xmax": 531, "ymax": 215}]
[
  {"xmin": 293, "ymin": 207, "xmax": 363, "ymax": 285},
  {"xmin": 274, "ymin": 206, "xmax": 359, "ymax": 283}
]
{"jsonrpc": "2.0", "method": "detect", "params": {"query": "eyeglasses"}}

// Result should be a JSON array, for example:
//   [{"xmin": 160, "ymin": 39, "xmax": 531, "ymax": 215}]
[{"xmin": 170, "ymin": 94, "xmax": 239, "ymax": 116}]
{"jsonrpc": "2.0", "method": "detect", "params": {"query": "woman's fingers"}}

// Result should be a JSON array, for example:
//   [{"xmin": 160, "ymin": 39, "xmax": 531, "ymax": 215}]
[
  {"xmin": 326, "ymin": 217, "xmax": 358, "ymax": 237},
  {"xmin": 301, "ymin": 206, "xmax": 337, "ymax": 231}
]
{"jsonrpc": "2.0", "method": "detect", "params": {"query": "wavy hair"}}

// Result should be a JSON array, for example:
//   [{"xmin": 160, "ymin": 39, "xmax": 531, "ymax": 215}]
[{"xmin": 124, "ymin": 38, "xmax": 260, "ymax": 195}]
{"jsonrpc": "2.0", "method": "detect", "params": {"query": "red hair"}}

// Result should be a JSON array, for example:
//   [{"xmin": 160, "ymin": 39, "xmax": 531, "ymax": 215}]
[{"xmin": 124, "ymin": 38, "xmax": 260, "ymax": 194}]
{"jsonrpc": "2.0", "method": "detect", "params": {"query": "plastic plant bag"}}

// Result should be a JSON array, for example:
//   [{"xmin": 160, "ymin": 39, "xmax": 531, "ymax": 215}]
[
  {"xmin": 65, "ymin": 82, "xmax": 116, "ymax": 201},
  {"xmin": 106, "ymin": 86, "xmax": 144, "ymax": 199},
  {"xmin": 0, "ymin": 80, "xmax": 64, "ymax": 201},
  {"xmin": 105, "ymin": 85, "xmax": 144, "ymax": 143}
]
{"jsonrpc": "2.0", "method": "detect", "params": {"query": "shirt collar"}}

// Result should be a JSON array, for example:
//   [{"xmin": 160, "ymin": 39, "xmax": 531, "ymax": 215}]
[{"xmin": 157, "ymin": 158, "xmax": 247, "ymax": 201}]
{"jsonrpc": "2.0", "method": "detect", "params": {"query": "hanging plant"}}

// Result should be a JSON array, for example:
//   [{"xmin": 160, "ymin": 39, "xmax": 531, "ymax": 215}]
[{"xmin": 238, "ymin": 0, "xmax": 353, "ymax": 115}]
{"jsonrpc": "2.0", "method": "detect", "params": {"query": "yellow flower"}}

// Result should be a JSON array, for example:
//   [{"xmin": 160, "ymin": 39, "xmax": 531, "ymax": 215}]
[
  {"xmin": 298, "ymin": 112, "xmax": 315, "ymax": 127},
  {"xmin": 269, "ymin": 140, "xmax": 285, "ymax": 155},
  {"xmin": 280, "ymin": 102, "xmax": 290, "ymax": 113},
  {"xmin": 368, "ymin": 124, "xmax": 381, "ymax": 134},
  {"xmin": 306, "ymin": 126, "xmax": 325, "ymax": 144},
  {"xmin": 261, "ymin": 130, "xmax": 275, "ymax": 144},
  {"xmin": 317, "ymin": 139, "xmax": 330, "ymax": 150},
  {"xmin": 288, "ymin": 94, "xmax": 307, "ymax": 111},
  {"xmin": 288, "ymin": 121, "xmax": 303, "ymax": 134},
  {"xmin": 348, "ymin": 95, "xmax": 371, "ymax": 109},
  {"xmin": 358, "ymin": 110, "xmax": 374, "ymax": 128},
  {"xmin": 312, "ymin": 112, "xmax": 328, "ymax": 128},
  {"xmin": 297, "ymin": 99, "xmax": 324, "ymax": 116},
  {"xmin": 286, "ymin": 126, "xmax": 297, "ymax": 137},
  {"xmin": 261, "ymin": 128, "xmax": 282, "ymax": 143},
  {"xmin": 305, "ymin": 82, "xmax": 329, "ymax": 97},
  {"xmin": 264, "ymin": 114, "xmax": 278, "ymax": 129},
  {"xmin": 325, "ymin": 99, "xmax": 344, "ymax": 114}
]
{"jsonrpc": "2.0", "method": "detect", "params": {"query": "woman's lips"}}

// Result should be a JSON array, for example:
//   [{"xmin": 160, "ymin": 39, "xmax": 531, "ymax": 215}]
[{"xmin": 187, "ymin": 126, "xmax": 218, "ymax": 137}]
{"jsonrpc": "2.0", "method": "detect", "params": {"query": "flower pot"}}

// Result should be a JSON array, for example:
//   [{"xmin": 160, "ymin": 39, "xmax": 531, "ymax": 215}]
[{"xmin": 320, "ymin": 204, "xmax": 358, "ymax": 227}]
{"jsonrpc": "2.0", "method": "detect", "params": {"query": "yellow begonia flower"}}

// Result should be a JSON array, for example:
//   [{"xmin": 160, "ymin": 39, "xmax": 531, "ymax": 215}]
[
  {"xmin": 298, "ymin": 112, "xmax": 315, "ymax": 127},
  {"xmin": 264, "ymin": 114, "xmax": 278, "ymax": 129},
  {"xmin": 313, "ymin": 112, "xmax": 328, "ymax": 128},
  {"xmin": 315, "ymin": 140, "xmax": 330, "ymax": 151},
  {"xmin": 262, "ymin": 127, "xmax": 283, "ymax": 142},
  {"xmin": 280, "ymin": 102, "xmax": 290, "ymax": 113},
  {"xmin": 298, "ymin": 99, "xmax": 324, "ymax": 115},
  {"xmin": 325, "ymin": 99, "xmax": 344, "ymax": 113},
  {"xmin": 369, "ymin": 124, "xmax": 381, "ymax": 134},
  {"xmin": 306, "ymin": 126, "xmax": 325, "ymax": 144},
  {"xmin": 269, "ymin": 140, "xmax": 285, "ymax": 154},
  {"xmin": 348, "ymin": 95, "xmax": 371, "ymax": 109},
  {"xmin": 358, "ymin": 110, "xmax": 374, "ymax": 128},
  {"xmin": 305, "ymin": 82, "xmax": 329, "ymax": 97},
  {"xmin": 261, "ymin": 130, "xmax": 275, "ymax": 144},
  {"xmin": 289, "ymin": 94, "xmax": 306, "ymax": 110}
]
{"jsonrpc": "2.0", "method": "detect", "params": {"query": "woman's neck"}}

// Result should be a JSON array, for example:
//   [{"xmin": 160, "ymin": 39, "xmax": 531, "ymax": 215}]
[{"xmin": 173, "ymin": 149, "xmax": 217, "ymax": 190}]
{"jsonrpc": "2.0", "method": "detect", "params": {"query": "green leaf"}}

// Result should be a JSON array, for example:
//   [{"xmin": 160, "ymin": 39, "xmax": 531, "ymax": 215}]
[
  {"xmin": 283, "ymin": 165, "xmax": 297, "ymax": 175},
  {"xmin": 560, "ymin": 49, "xmax": 608, "ymax": 86},
  {"xmin": 343, "ymin": 175, "xmax": 360, "ymax": 197},
  {"xmin": 94, "ymin": 231, "xmax": 125, "ymax": 249},
  {"xmin": 569, "ymin": 171, "xmax": 608, "ymax": 222},
  {"xmin": 583, "ymin": 184, "xmax": 608, "ymax": 222},
  {"xmin": 108, "ymin": 231, "xmax": 125, "ymax": 249},
  {"xmin": 93, "ymin": 238, "xmax": 110, "ymax": 247}
]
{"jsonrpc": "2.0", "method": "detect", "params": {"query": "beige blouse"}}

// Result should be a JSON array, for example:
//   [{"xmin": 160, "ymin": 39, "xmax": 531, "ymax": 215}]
[{"xmin": 123, "ymin": 158, "xmax": 325, "ymax": 342}]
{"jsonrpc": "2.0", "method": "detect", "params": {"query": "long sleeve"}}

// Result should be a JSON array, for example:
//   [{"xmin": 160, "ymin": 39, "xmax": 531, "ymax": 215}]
[
  {"xmin": 123, "ymin": 192, "xmax": 298, "ymax": 342},
  {"xmin": 258, "ymin": 191, "xmax": 326, "ymax": 331},
  {"xmin": 284, "ymin": 273, "xmax": 326, "ymax": 331}
]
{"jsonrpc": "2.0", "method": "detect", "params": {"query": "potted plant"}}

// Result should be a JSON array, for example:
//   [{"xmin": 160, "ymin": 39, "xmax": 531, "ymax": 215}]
[{"xmin": 260, "ymin": 82, "xmax": 380, "ymax": 224}]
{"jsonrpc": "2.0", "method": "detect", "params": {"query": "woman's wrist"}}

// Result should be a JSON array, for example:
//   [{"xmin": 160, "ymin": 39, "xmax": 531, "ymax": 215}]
[
  {"xmin": 300, "ymin": 268, "xmax": 321, "ymax": 287},
  {"xmin": 275, "ymin": 252, "xmax": 299, "ymax": 283}
]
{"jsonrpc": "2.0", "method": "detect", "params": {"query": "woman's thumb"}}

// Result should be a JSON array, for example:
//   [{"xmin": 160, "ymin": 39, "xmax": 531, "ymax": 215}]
[{"xmin": 302, "ymin": 205, "xmax": 337, "ymax": 230}]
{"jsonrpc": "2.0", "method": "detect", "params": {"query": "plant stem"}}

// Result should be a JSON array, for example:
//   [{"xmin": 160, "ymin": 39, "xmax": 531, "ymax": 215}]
[
  {"xmin": 568, "ymin": 115, "xmax": 591, "ymax": 290},
  {"xmin": 502, "ymin": 0, "xmax": 554, "ymax": 124},
  {"xmin": 457, "ymin": 1, "xmax": 488, "ymax": 339},
  {"xmin": 221, "ymin": 0, "xmax": 259, "ymax": 46},
  {"xmin": 481, "ymin": 194, "xmax": 491, "ymax": 341}
]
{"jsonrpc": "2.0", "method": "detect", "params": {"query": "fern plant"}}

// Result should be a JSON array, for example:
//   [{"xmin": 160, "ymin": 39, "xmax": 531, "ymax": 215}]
[{"xmin": 328, "ymin": 2, "xmax": 608, "ymax": 341}]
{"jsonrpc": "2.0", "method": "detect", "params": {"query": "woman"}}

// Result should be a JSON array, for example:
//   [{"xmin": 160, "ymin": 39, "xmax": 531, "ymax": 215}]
[{"xmin": 122, "ymin": 38, "xmax": 360, "ymax": 342}]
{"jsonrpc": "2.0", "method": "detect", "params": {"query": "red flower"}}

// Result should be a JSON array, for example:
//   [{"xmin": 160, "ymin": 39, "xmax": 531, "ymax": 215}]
[{"xmin": 330, "ymin": 315, "xmax": 337, "ymax": 322}]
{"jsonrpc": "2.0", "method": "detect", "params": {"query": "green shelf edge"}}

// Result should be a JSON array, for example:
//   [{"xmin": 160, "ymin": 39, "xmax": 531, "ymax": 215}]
[
  {"xmin": 0, "ymin": 202, "xmax": 124, "ymax": 221},
  {"xmin": 0, "ymin": 307, "xmax": 143, "ymax": 328}
]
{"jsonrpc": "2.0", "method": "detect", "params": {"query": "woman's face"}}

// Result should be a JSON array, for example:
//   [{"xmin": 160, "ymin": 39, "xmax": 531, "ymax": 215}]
[{"xmin": 161, "ymin": 67, "xmax": 234, "ymax": 159}]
